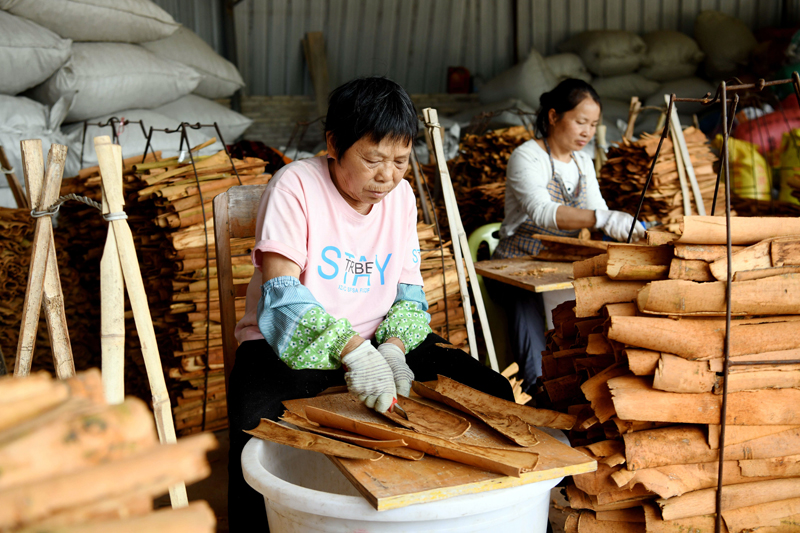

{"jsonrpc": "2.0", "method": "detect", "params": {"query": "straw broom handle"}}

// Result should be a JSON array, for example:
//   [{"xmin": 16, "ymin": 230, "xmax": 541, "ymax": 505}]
[
  {"xmin": 100, "ymin": 156, "xmax": 125, "ymax": 405},
  {"xmin": 423, "ymin": 108, "xmax": 499, "ymax": 371},
  {"xmin": 95, "ymin": 136, "xmax": 188, "ymax": 508}
]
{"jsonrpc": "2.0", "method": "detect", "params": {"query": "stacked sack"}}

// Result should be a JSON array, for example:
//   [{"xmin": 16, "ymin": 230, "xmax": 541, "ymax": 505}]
[{"xmin": 0, "ymin": 0, "xmax": 251, "ymax": 197}]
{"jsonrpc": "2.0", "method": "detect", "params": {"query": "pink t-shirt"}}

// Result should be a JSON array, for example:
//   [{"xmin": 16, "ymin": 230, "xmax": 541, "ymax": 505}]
[{"xmin": 235, "ymin": 156, "xmax": 424, "ymax": 343}]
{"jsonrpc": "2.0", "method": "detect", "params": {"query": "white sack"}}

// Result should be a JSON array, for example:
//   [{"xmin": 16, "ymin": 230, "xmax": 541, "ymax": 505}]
[
  {"xmin": 479, "ymin": 48, "xmax": 557, "ymax": 110},
  {"xmin": 0, "ymin": 11, "xmax": 71, "ymax": 95},
  {"xmin": 638, "ymin": 30, "xmax": 704, "ymax": 81},
  {"xmin": 450, "ymin": 98, "xmax": 537, "ymax": 131},
  {"xmin": 154, "ymin": 95, "xmax": 252, "ymax": 143},
  {"xmin": 63, "ymin": 108, "xmax": 220, "ymax": 169},
  {"xmin": 545, "ymin": 53, "xmax": 592, "ymax": 82},
  {"xmin": 559, "ymin": 31, "xmax": 647, "ymax": 77},
  {"xmin": 142, "ymin": 26, "xmax": 244, "ymax": 99},
  {"xmin": 645, "ymin": 77, "xmax": 716, "ymax": 115},
  {"xmin": 0, "ymin": 95, "xmax": 80, "ymax": 189},
  {"xmin": 0, "ymin": 0, "xmax": 179, "ymax": 43},
  {"xmin": 592, "ymin": 74, "xmax": 660, "ymax": 101},
  {"xmin": 29, "ymin": 43, "xmax": 202, "ymax": 123},
  {"xmin": 694, "ymin": 10, "xmax": 757, "ymax": 79}
]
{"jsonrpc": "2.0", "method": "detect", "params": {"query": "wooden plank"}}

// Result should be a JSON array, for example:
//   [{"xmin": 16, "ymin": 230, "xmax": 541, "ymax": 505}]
[
  {"xmin": 474, "ymin": 257, "xmax": 574, "ymax": 293},
  {"xmin": 282, "ymin": 391, "xmax": 595, "ymax": 511},
  {"xmin": 302, "ymin": 32, "xmax": 330, "ymax": 117}
]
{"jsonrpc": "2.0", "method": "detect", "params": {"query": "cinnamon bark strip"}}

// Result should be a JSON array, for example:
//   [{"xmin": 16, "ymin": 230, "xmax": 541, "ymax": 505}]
[
  {"xmin": 677, "ymin": 215, "xmax": 800, "ymax": 245},
  {"xmin": 573, "ymin": 277, "xmax": 647, "ymax": 317}
]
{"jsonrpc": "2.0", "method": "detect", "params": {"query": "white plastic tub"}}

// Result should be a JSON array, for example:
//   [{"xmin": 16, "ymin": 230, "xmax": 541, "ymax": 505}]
[{"xmin": 242, "ymin": 428, "xmax": 569, "ymax": 533}]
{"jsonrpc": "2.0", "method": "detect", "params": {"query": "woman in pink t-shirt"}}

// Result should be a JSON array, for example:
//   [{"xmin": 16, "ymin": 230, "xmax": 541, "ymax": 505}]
[{"xmin": 227, "ymin": 77, "xmax": 513, "ymax": 530}]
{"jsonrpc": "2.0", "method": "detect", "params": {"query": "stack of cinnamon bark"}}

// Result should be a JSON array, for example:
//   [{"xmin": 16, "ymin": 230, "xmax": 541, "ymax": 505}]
[
  {"xmin": 541, "ymin": 215, "xmax": 800, "ymax": 532},
  {"xmin": 0, "ymin": 369, "xmax": 216, "ymax": 531},
  {"xmin": 598, "ymin": 128, "xmax": 726, "ymax": 224},
  {"xmin": 417, "ymin": 223, "xmax": 469, "ymax": 350},
  {"xmin": 59, "ymin": 150, "xmax": 271, "ymax": 436}
]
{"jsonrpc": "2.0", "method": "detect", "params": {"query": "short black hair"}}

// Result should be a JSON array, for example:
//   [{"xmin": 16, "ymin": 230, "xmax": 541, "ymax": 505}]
[
  {"xmin": 535, "ymin": 78, "xmax": 602, "ymax": 138},
  {"xmin": 325, "ymin": 77, "xmax": 418, "ymax": 159}
]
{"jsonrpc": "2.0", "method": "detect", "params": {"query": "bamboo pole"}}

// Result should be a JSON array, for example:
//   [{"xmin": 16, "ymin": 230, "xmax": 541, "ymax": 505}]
[
  {"xmin": 15, "ymin": 141, "xmax": 74, "ymax": 378},
  {"xmin": 666, "ymin": 95, "xmax": 706, "ymax": 216},
  {"xmin": 94, "ymin": 136, "xmax": 188, "ymax": 508},
  {"xmin": 100, "ymin": 171, "xmax": 125, "ymax": 405},
  {"xmin": 423, "ymin": 108, "xmax": 499, "ymax": 370}
]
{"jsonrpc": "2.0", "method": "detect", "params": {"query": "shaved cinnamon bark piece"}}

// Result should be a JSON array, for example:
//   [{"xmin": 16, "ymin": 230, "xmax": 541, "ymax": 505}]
[
  {"xmin": 739, "ymin": 455, "xmax": 800, "ymax": 477},
  {"xmin": 304, "ymin": 405, "xmax": 539, "ymax": 477},
  {"xmin": 577, "ymin": 510, "xmax": 646, "ymax": 532},
  {"xmin": 574, "ymin": 254, "xmax": 608, "ymax": 279},
  {"xmin": 610, "ymin": 375, "xmax": 800, "ymax": 425},
  {"xmin": 433, "ymin": 375, "xmax": 575, "ymax": 435},
  {"xmin": 245, "ymin": 419, "xmax": 383, "ymax": 461},
  {"xmin": 573, "ymin": 277, "xmax": 647, "ymax": 317},
  {"xmin": 605, "ymin": 244, "xmax": 672, "ymax": 281},
  {"xmin": 580, "ymin": 364, "xmax": 630, "ymax": 423},
  {"xmin": 381, "ymin": 396, "xmax": 470, "ymax": 439},
  {"xmin": 625, "ymin": 349, "xmax": 661, "ymax": 375},
  {"xmin": 673, "ymin": 243, "xmax": 742, "ymax": 262},
  {"xmin": 677, "ymin": 216, "xmax": 800, "ymax": 245},
  {"xmin": 734, "ymin": 265, "xmax": 800, "ymax": 281},
  {"xmin": 667, "ymin": 257, "xmax": 714, "ymax": 281},
  {"xmin": 280, "ymin": 411, "xmax": 424, "ymax": 460},
  {"xmin": 707, "ymin": 424, "xmax": 800, "ymax": 449}
]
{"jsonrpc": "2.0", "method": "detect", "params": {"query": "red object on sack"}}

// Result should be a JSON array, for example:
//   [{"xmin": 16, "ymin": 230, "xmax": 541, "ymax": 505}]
[
  {"xmin": 447, "ymin": 67, "xmax": 471, "ymax": 94},
  {"xmin": 733, "ymin": 95, "xmax": 800, "ymax": 155}
]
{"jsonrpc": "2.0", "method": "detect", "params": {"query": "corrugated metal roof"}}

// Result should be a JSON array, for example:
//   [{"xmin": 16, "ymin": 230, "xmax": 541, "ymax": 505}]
[{"xmin": 156, "ymin": 0, "xmax": 796, "ymax": 96}]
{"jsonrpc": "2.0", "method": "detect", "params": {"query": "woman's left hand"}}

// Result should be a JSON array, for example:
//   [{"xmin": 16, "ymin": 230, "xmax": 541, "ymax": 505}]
[{"xmin": 377, "ymin": 343, "xmax": 414, "ymax": 397}]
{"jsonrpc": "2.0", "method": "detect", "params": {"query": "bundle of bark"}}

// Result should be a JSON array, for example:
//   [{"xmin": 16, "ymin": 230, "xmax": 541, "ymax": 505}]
[
  {"xmin": 58, "ymin": 149, "xmax": 271, "ymax": 436},
  {"xmin": 538, "ymin": 215, "xmax": 800, "ymax": 533},
  {"xmin": 419, "ymin": 126, "xmax": 533, "ymax": 238},
  {"xmin": 0, "ymin": 369, "xmax": 216, "ymax": 532},
  {"xmin": 0, "ymin": 207, "xmax": 96, "ymax": 375},
  {"xmin": 598, "ymin": 128, "xmax": 727, "ymax": 224},
  {"xmin": 416, "ymin": 223, "xmax": 469, "ymax": 350}
]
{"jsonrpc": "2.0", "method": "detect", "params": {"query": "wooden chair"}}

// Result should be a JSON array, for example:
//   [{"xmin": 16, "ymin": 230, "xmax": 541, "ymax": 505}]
[{"xmin": 213, "ymin": 184, "xmax": 268, "ymax": 397}]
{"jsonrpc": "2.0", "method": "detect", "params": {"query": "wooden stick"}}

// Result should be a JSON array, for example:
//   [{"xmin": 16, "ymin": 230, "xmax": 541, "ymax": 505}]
[
  {"xmin": 666, "ymin": 95, "xmax": 705, "ymax": 216},
  {"xmin": 624, "ymin": 98, "xmax": 641, "ymax": 141},
  {"xmin": 0, "ymin": 145, "xmax": 29, "ymax": 209},
  {"xmin": 94, "ymin": 137, "xmax": 188, "ymax": 508},
  {"xmin": 424, "ymin": 108, "xmax": 499, "ymax": 370}
]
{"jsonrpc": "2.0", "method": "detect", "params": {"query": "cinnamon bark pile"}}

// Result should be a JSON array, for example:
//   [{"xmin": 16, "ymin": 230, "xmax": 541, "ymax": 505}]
[
  {"xmin": 541, "ymin": 215, "xmax": 800, "ymax": 532},
  {"xmin": 0, "ymin": 369, "xmax": 216, "ymax": 531}
]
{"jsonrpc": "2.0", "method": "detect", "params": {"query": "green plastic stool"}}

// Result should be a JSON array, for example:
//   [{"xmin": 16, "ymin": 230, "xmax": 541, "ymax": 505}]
[{"xmin": 467, "ymin": 223, "xmax": 511, "ymax": 371}]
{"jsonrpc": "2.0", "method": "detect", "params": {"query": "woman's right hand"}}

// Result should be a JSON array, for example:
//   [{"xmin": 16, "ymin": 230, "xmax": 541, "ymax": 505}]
[
  {"xmin": 594, "ymin": 209, "xmax": 646, "ymax": 242},
  {"xmin": 341, "ymin": 340, "xmax": 397, "ymax": 413}
]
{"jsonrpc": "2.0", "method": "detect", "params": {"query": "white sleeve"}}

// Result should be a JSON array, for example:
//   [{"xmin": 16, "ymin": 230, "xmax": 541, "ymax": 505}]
[
  {"xmin": 580, "ymin": 154, "xmax": 609, "ymax": 211},
  {"xmin": 505, "ymin": 145, "xmax": 560, "ymax": 230}
]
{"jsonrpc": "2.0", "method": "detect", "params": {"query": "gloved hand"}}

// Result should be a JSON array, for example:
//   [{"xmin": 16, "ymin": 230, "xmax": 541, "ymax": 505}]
[
  {"xmin": 594, "ymin": 209, "xmax": 646, "ymax": 242},
  {"xmin": 377, "ymin": 342, "xmax": 414, "ymax": 397},
  {"xmin": 341, "ymin": 340, "xmax": 397, "ymax": 413}
]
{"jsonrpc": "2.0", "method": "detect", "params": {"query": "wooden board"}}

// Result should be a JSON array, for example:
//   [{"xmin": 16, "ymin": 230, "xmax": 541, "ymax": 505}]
[
  {"xmin": 282, "ymin": 391, "xmax": 595, "ymax": 511},
  {"xmin": 474, "ymin": 258, "xmax": 574, "ymax": 293}
]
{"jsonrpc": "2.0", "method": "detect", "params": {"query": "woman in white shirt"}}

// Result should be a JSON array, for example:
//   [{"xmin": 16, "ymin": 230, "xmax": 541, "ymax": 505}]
[{"xmin": 492, "ymin": 78, "xmax": 644, "ymax": 394}]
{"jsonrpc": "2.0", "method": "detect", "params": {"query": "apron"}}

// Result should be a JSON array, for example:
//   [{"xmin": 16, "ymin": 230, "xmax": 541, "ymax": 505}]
[{"xmin": 494, "ymin": 139, "xmax": 589, "ymax": 258}]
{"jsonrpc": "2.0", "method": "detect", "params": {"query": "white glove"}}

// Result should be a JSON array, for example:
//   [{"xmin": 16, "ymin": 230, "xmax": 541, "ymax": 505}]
[
  {"xmin": 594, "ymin": 209, "xmax": 646, "ymax": 242},
  {"xmin": 341, "ymin": 341, "xmax": 397, "ymax": 413},
  {"xmin": 377, "ymin": 343, "xmax": 414, "ymax": 397}
]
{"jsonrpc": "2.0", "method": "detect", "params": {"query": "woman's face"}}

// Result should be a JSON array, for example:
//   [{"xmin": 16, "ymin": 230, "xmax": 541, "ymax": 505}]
[
  {"xmin": 327, "ymin": 134, "xmax": 411, "ymax": 214},
  {"xmin": 548, "ymin": 96, "xmax": 601, "ymax": 152}
]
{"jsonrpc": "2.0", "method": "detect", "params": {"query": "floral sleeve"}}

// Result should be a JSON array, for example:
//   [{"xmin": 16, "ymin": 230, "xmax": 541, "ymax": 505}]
[
  {"xmin": 374, "ymin": 283, "xmax": 432, "ymax": 353},
  {"xmin": 257, "ymin": 276, "xmax": 358, "ymax": 370}
]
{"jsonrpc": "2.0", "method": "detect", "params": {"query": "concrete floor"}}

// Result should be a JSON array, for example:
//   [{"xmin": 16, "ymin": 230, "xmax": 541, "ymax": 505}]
[{"xmin": 156, "ymin": 429, "xmax": 568, "ymax": 533}]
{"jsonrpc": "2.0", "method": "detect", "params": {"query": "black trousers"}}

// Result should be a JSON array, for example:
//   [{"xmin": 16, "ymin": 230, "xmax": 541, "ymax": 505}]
[{"xmin": 227, "ymin": 333, "xmax": 514, "ymax": 532}]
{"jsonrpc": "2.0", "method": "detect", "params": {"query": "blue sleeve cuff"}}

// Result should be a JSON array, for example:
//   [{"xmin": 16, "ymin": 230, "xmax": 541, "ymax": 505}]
[{"xmin": 256, "ymin": 276, "xmax": 322, "ymax": 355}]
